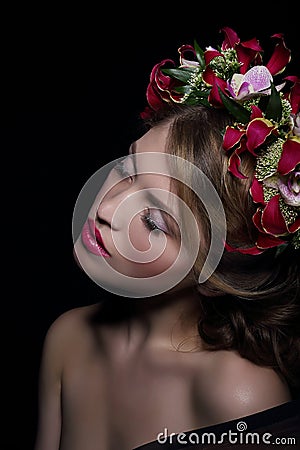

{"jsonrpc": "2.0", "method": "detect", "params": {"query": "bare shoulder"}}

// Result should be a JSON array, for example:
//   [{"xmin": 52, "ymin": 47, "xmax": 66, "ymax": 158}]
[
  {"xmin": 194, "ymin": 350, "xmax": 291, "ymax": 423},
  {"xmin": 46, "ymin": 303, "xmax": 101, "ymax": 336},
  {"xmin": 42, "ymin": 303, "xmax": 102, "ymax": 361}
]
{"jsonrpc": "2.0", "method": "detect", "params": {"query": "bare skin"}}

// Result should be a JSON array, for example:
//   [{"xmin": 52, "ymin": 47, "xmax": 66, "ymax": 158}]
[
  {"xmin": 35, "ymin": 123, "xmax": 292, "ymax": 450},
  {"xmin": 34, "ymin": 289, "xmax": 291, "ymax": 450}
]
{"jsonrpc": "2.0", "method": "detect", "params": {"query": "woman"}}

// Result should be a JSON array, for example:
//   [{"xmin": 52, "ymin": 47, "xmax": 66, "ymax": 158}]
[{"xmin": 35, "ymin": 27, "xmax": 300, "ymax": 449}]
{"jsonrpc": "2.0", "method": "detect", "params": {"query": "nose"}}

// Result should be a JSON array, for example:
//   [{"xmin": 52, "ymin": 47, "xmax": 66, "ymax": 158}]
[{"xmin": 96, "ymin": 180, "xmax": 135, "ymax": 230}]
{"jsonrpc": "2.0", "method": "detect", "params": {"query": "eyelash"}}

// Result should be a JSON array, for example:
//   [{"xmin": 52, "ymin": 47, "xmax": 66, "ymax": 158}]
[{"xmin": 140, "ymin": 209, "xmax": 162, "ymax": 233}]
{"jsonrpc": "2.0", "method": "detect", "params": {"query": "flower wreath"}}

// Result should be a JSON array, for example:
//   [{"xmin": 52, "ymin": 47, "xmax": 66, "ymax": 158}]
[{"xmin": 141, "ymin": 27, "xmax": 300, "ymax": 255}]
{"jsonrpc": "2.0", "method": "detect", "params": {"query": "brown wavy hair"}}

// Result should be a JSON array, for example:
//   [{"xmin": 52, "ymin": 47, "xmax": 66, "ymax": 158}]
[{"xmin": 143, "ymin": 103, "xmax": 300, "ymax": 393}]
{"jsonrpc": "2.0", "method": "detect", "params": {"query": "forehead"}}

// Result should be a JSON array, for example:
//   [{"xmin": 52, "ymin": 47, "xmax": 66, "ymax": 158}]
[
  {"xmin": 134, "ymin": 124, "xmax": 170, "ymax": 154},
  {"xmin": 132, "ymin": 124, "xmax": 173, "ymax": 183},
  {"xmin": 132, "ymin": 124, "xmax": 177, "ymax": 209}
]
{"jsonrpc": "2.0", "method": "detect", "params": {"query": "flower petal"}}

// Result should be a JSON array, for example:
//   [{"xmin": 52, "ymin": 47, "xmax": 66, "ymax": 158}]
[
  {"xmin": 256, "ymin": 232, "xmax": 286, "ymax": 249},
  {"xmin": 224, "ymin": 242, "xmax": 263, "ymax": 255},
  {"xmin": 250, "ymin": 178, "xmax": 265, "ymax": 204},
  {"xmin": 261, "ymin": 195, "xmax": 289, "ymax": 236},
  {"xmin": 250, "ymin": 105, "xmax": 263, "ymax": 119},
  {"xmin": 252, "ymin": 208, "xmax": 264, "ymax": 232},
  {"xmin": 285, "ymin": 76, "xmax": 300, "ymax": 115},
  {"xmin": 202, "ymin": 66, "xmax": 217, "ymax": 86},
  {"xmin": 243, "ymin": 65, "xmax": 273, "ymax": 92},
  {"xmin": 145, "ymin": 83, "xmax": 166, "ymax": 111},
  {"xmin": 236, "ymin": 39, "xmax": 262, "ymax": 75},
  {"xmin": 204, "ymin": 49, "xmax": 223, "ymax": 65},
  {"xmin": 240, "ymin": 37, "xmax": 262, "ymax": 52},
  {"xmin": 289, "ymin": 217, "xmax": 300, "ymax": 233},
  {"xmin": 178, "ymin": 44, "xmax": 197, "ymax": 65},
  {"xmin": 246, "ymin": 118, "xmax": 275, "ymax": 153},
  {"xmin": 223, "ymin": 126, "xmax": 245, "ymax": 151},
  {"xmin": 208, "ymin": 78, "xmax": 227, "ymax": 107},
  {"xmin": 277, "ymin": 176, "xmax": 300, "ymax": 206},
  {"xmin": 221, "ymin": 27, "xmax": 240, "ymax": 50},
  {"xmin": 266, "ymin": 33, "xmax": 291, "ymax": 76},
  {"xmin": 228, "ymin": 150, "xmax": 247, "ymax": 179},
  {"xmin": 234, "ymin": 81, "xmax": 251, "ymax": 99},
  {"xmin": 277, "ymin": 137, "xmax": 300, "ymax": 175}
]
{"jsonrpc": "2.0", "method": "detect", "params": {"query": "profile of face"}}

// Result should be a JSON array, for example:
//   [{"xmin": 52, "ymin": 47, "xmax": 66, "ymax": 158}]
[{"xmin": 73, "ymin": 122, "xmax": 225, "ymax": 298}]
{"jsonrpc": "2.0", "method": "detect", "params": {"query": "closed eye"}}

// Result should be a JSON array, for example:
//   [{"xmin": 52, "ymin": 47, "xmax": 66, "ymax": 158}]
[{"xmin": 141, "ymin": 210, "xmax": 162, "ymax": 233}]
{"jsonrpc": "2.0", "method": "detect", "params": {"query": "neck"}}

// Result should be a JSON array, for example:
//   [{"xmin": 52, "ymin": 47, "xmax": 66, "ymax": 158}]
[{"xmin": 97, "ymin": 284, "xmax": 203, "ymax": 353}]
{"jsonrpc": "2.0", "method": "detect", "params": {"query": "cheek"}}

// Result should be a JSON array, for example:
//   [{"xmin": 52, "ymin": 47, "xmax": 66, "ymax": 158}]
[
  {"xmin": 128, "ymin": 215, "xmax": 151, "ymax": 252},
  {"xmin": 109, "ymin": 228, "xmax": 181, "ymax": 278},
  {"xmin": 138, "ymin": 241, "xmax": 181, "ymax": 276}
]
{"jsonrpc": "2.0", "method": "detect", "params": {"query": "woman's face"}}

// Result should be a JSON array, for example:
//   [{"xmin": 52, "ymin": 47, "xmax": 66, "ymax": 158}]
[{"xmin": 73, "ymin": 123, "xmax": 199, "ymax": 297}]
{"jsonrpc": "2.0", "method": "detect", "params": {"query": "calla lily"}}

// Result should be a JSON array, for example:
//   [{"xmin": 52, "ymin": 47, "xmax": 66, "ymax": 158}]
[
  {"xmin": 256, "ymin": 231, "xmax": 286, "ymax": 250},
  {"xmin": 228, "ymin": 143, "xmax": 248, "ymax": 179},
  {"xmin": 208, "ymin": 77, "xmax": 227, "ymax": 107},
  {"xmin": 221, "ymin": 27, "xmax": 262, "ymax": 74},
  {"xmin": 253, "ymin": 209, "xmax": 287, "ymax": 249},
  {"xmin": 220, "ymin": 27, "xmax": 240, "ymax": 50},
  {"xmin": 250, "ymin": 177, "xmax": 266, "ymax": 205},
  {"xmin": 141, "ymin": 27, "xmax": 299, "ymax": 254},
  {"xmin": 224, "ymin": 241, "xmax": 263, "ymax": 255},
  {"xmin": 142, "ymin": 59, "xmax": 185, "ymax": 117},
  {"xmin": 246, "ymin": 118, "xmax": 275, "ymax": 154},
  {"xmin": 261, "ymin": 195, "xmax": 289, "ymax": 236},
  {"xmin": 260, "ymin": 194, "xmax": 300, "ymax": 236},
  {"xmin": 285, "ymin": 76, "xmax": 300, "ymax": 115},
  {"xmin": 223, "ymin": 126, "xmax": 245, "ymax": 151},
  {"xmin": 204, "ymin": 48, "xmax": 224, "ymax": 65},
  {"xmin": 178, "ymin": 44, "xmax": 199, "ymax": 67},
  {"xmin": 220, "ymin": 28, "xmax": 291, "ymax": 77},
  {"xmin": 250, "ymin": 105, "xmax": 264, "ymax": 119},
  {"xmin": 277, "ymin": 137, "xmax": 300, "ymax": 175},
  {"xmin": 266, "ymin": 33, "xmax": 291, "ymax": 76}
]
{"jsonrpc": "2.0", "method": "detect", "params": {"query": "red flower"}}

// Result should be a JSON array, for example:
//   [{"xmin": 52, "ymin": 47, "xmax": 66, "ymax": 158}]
[
  {"xmin": 140, "ymin": 26, "xmax": 299, "ymax": 254},
  {"xmin": 266, "ymin": 33, "xmax": 291, "ymax": 76},
  {"xmin": 220, "ymin": 26, "xmax": 262, "ymax": 74},
  {"xmin": 223, "ymin": 108, "xmax": 276, "ymax": 178},
  {"xmin": 141, "ymin": 59, "xmax": 184, "ymax": 119},
  {"xmin": 247, "ymin": 137, "xmax": 300, "ymax": 253},
  {"xmin": 220, "ymin": 27, "xmax": 290, "ymax": 76},
  {"xmin": 285, "ymin": 76, "xmax": 300, "ymax": 115}
]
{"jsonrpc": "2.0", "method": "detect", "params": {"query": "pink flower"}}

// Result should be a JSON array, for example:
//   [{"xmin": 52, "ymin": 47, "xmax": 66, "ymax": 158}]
[
  {"xmin": 226, "ymin": 65, "xmax": 285, "ymax": 101},
  {"xmin": 279, "ymin": 171, "xmax": 300, "ymax": 205},
  {"xmin": 264, "ymin": 171, "xmax": 300, "ymax": 206}
]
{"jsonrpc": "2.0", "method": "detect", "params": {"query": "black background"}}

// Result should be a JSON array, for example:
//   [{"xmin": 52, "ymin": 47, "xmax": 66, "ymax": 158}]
[{"xmin": 2, "ymin": 7, "xmax": 299, "ymax": 450}]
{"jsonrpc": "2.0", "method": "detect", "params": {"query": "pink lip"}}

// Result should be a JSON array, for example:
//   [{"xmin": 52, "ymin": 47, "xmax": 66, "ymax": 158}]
[{"xmin": 81, "ymin": 218, "xmax": 110, "ymax": 257}]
